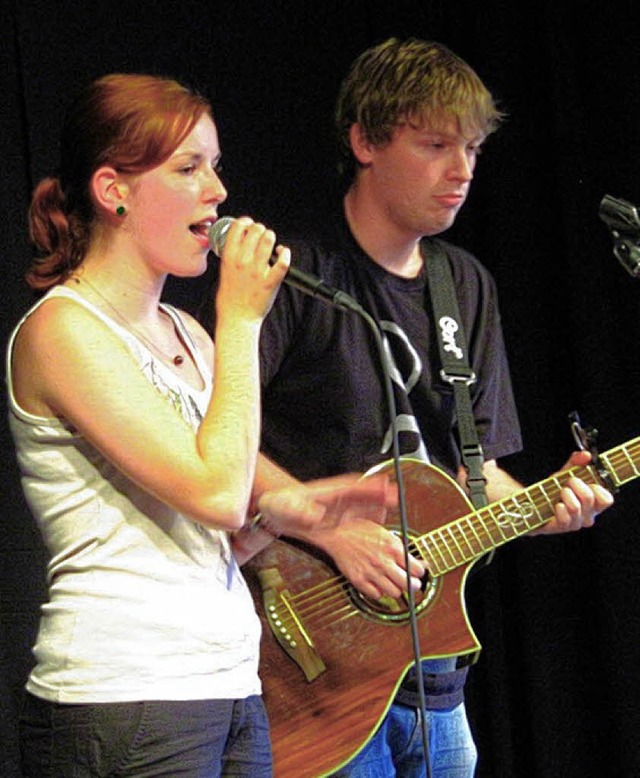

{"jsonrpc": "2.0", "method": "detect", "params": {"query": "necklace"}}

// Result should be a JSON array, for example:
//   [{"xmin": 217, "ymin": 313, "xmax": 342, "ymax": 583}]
[{"xmin": 71, "ymin": 276, "xmax": 186, "ymax": 367}]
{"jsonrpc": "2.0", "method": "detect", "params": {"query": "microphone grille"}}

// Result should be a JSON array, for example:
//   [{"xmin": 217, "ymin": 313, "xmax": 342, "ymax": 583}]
[{"xmin": 208, "ymin": 217, "xmax": 235, "ymax": 256}]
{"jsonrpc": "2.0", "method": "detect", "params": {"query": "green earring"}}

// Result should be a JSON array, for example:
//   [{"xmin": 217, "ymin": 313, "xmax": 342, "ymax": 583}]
[{"xmin": 116, "ymin": 205, "xmax": 126, "ymax": 216}]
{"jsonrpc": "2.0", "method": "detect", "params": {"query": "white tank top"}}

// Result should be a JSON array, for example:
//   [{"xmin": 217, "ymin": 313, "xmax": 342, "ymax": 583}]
[{"xmin": 5, "ymin": 286, "xmax": 261, "ymax": 703}]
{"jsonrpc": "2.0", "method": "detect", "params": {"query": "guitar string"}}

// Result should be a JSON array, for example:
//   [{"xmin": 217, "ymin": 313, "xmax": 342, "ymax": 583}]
[
  {"xmin": 427, "ymin": 439, "xmax": 640, "ymax": 574},
  {"xmin": 407, "ymin": 467, "xmax": 577, "ymax": 574},
  {"xmin": 279, "ymin": 581, "xmax": 354, "ymax": 630},
  {"xmin": 280, "ymin": 581, "xmax": 394, "ymax": 632},
  {"xmin": 287, "ymin": 574, "xmax": 399, "ymax": 623},
  {"xmin": 279, "ymin": 565, "xmax": 440, "ymax": 633},
  {"xmin": 285, "ymin": 537, "xmax": 429, "ymax": 628},
  {"xmin": 280, "ymin": 479, "xmax": 580, "ymax": 631},
  {"xmin": 302, "ymin": 468, "xmax": 611, "ymax": 623},
  {"xmin": 286, "ymin": 477, "xmax": 568, "ymax": 621},
  {"xmin": 285, "ymin": 536, "xmax": 425, "ymax": 612},
  {"xmin": 605, "ymin": 443, "xmax": 640, "ymax": 482},
  {"xmin": 274, "ymin": 441, "xmax": 640, "ymax": 632},
  {"xmin": 392, "ymin": 443, "xmax": 638, "ymax": 581},
  {"xmin": 264, "ymin": 442, "xmax": 640, "ymax": 716},
  {"xmin": 425, "ymin": 441, "xmax": 639, "ymax": 573}
]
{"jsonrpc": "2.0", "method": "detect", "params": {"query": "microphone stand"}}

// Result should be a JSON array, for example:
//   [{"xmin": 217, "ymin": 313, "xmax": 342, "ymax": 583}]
[{"xmin": 346, "ymin": 299, "xmax": 434, "ymax": 778}]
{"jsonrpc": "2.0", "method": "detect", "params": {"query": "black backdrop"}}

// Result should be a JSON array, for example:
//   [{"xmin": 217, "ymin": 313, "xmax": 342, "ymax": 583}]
[{"xmin": 3, "ymin": 1, "xmax": 640, "ymax": 776}]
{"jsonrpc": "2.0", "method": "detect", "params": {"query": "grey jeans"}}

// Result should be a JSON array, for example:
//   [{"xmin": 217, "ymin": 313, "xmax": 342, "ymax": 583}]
[{"xmin": 19, "ymin": 692, "xmax": 272, "ymax": 777}]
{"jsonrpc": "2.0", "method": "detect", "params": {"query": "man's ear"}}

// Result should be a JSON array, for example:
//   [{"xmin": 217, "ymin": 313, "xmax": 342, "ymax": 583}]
[
  {"xmin": 91, "ymin": 166, "xmax": 129, "ymax": 216},
  {"xmin": 349, "ymin": 123, "xmax": 375, "ymax": 166}
]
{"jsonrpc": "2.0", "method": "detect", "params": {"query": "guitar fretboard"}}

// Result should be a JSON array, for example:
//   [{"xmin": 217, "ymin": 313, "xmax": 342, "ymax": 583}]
[{"xmin": 416, "ymin": 437, "xmax": 640, "ymax": 576}]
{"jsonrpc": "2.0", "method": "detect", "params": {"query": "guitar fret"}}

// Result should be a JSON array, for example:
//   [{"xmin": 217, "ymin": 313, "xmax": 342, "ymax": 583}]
[
  {"xmin": 458, "ymin": 517, "xmax": 482, "ymax": 558},
  {"xmin": 445, "ymin": 524, "xmax": 465, "ymax": 564},
  {"xmin": 550, "ymin": 475, "xmax": 566, "ymax": 503},
  {"xmin": 426, "ymin": 533, "xmax": 449, "ymax": 573},
  {"xmin": 478, "ymin": 508, "xmax": 504, "ymax": 547},
  {"xmin": 531, "ymin": 481, "xmax": 556, "ymax": 514},
  {"xmin": 501, "ymin": 509, "xmax": 521, "ymax": 539},
  {"xmin": 474, "ymin": 510, "xmax": 492, "ymax": 548},
  {"xmin": 476, "ymin": 492, "xmax": 540, "ymax": 552},
  {"xmin": 609, "ymin": 445, "xmax": 640, "ymax": 484},
  {"xmin": 444, "ymin": 438, "xmax": 640, "ymax": 567},
  {"xmin": 489, "ymin": 503, "xmax": 513, "ymax": 543},
  {"xmin": 604, "ymin": 452, "xmax": 624, "ymax": 485},
  {"xmin": 433, "ymin": 528, "xmax": 458, "ymax": 568},
  {"xmin": 416, "ymin": 537, "xmax": 443, "ymax": 576},
  {"xmin": 425, "ymin": 552, "xmax": 443, "ymax": 577},
  {"xmin": 467, "ymin": 518, "xmax": 486, "ymax": 554}
]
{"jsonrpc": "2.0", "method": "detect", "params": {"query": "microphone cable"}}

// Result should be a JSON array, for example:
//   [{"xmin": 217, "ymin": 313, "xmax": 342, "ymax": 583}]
[
  {"xmin": 210, "ymin": 217, "xmax": 434, "ymax": 774},
  {"xmin": 348, "ymin": 302, "xmax": 434, "ymax": 778}
]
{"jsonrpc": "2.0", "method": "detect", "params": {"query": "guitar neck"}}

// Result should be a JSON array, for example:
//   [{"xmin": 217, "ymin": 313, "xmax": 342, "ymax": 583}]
[{"xmin": 417, "ymin": 437, "xmax": 640, "ymax": 576}]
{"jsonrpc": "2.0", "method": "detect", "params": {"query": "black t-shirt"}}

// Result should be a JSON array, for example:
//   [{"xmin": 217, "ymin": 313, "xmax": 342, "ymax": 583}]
[
  {"xmin": 257, "ymin": 214, "xmax": 522, "ymax": 709},
  {"xmin": 260, "ymin": 216, "xmax": 521, "ymax": 479}
]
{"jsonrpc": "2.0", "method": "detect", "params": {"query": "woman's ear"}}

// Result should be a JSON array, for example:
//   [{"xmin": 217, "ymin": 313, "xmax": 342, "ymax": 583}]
[
  {"xmin": 349, "ymin": 123, "xmax": 375, "ymax": 166},
  {"xmin": 91, "ymin": 166, "xmax": 129, "ymax": 217}
]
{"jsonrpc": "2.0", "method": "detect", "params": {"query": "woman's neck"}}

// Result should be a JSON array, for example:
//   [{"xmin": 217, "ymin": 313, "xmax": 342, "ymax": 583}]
[{"xmin": 74, "ymin": 240, "xmax": 166, "ymax": 326}]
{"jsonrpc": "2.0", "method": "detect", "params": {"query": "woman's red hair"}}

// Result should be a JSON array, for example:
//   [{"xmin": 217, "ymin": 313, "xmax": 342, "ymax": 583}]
[{"xmin": 28, "ymin": 73, "xmax": 211, "ymax": 290}]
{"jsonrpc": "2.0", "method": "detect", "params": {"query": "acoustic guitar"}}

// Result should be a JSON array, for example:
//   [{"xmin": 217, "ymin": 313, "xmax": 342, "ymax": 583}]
[{"xmin": 244, "ymin": 438, "xmax": 640, "ymax": 777}]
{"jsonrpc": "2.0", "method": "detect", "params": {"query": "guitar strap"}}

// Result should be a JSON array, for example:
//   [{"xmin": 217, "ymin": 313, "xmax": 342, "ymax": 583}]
[{"xmin": 423, "ymin": 238, "xmax": 490, "ymax": 525}]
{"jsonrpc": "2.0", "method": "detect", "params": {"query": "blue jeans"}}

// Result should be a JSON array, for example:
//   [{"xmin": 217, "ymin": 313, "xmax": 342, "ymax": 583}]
[
  {"xmin": 330, "ymin": 701, "xmax": 477, "ymax": 778},
  {"xmin": 19, "ymin": 693, "xmax": 272, "ymax": 777}
]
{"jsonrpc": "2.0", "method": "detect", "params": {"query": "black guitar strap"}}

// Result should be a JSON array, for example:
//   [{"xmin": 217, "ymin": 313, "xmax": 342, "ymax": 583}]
[{"xmin": 423, "ymin": 238, "xmax": 489, "ymax": 517}]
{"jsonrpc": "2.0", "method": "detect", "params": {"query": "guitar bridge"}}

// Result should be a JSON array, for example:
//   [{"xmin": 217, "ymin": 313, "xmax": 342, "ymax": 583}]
[{"xmin": 257, "ymin": 567, "xmax": 326, "ymax": 682}]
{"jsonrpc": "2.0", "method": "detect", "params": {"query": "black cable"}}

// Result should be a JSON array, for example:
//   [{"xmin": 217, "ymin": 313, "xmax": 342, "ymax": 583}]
[{"xmin": 350, "ymin": 301, "xmax": 433, "ymax": 778}]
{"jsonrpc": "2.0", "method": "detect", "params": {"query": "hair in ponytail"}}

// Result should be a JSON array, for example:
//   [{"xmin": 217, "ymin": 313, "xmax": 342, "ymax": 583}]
[{"xmin": 27, "ymin": 177, "xmax": 90, "ymax": 289}]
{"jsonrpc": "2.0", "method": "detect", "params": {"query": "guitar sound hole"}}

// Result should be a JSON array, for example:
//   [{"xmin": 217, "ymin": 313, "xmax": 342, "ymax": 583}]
[{"xmin": 350, "ymin": 571, "xmax": 438, "ymax": 623}]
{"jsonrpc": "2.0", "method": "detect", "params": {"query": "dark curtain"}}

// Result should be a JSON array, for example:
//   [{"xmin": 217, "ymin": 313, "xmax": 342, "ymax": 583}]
[{"xmin": 2, "ymin": 1, "xmax": 640, "ymax": 775}]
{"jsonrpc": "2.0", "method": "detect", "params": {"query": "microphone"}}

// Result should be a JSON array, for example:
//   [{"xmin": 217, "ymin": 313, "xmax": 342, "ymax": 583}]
[
  {"xmin": 208, "ymin": 217, "xmax": 363, "ymax": 312},
  {"xmin": 599, "ymin": 194, "xmax": 640, "ymax": 279}
]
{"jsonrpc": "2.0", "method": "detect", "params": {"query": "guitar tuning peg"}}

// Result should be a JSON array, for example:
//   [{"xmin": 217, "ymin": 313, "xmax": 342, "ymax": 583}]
[
  {"xmin": 569, "ymin": 410, "xmax": 591, "ymax": 452},
  {"xmin": 568, "ymin": 411, "xmax": 618, "ymax": 494}
]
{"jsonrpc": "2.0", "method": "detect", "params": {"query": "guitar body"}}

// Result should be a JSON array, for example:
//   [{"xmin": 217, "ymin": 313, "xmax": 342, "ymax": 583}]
[
  {"xmin": 244, "ymin": 435, "xmax": 640, "ymax": 776},
  {"xmin": 244, "ymin": 460, "xmax": 482, "ymax": 778}
]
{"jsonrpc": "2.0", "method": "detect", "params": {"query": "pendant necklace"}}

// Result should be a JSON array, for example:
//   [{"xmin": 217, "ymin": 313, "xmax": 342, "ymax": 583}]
[{"xmin": 71, "ymin": 276, "xmax": 186, "ymax": 367}]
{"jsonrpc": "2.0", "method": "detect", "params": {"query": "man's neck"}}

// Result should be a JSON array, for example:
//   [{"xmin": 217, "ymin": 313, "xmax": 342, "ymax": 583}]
[{"xmin": 343, "ymin": 188, "xmax": 424, "ymax": 279}]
